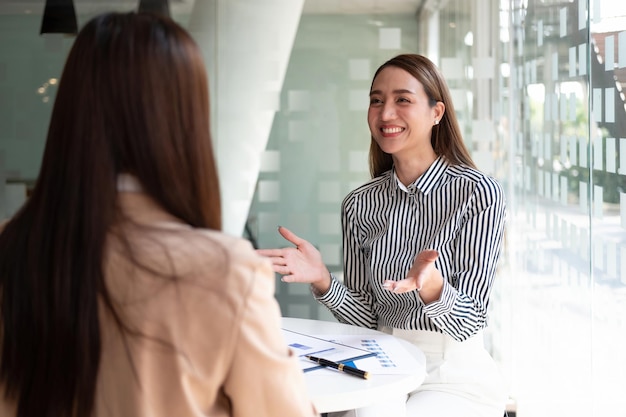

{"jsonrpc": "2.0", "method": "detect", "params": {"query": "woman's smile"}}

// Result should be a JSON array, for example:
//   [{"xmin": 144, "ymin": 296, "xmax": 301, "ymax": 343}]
[{"xmin": 380, "ymin": 125, "xmax": 406, "ymax": 137}]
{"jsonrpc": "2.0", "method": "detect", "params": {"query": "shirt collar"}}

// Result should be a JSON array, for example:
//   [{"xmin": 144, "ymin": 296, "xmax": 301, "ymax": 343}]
[{"xmin": 390, "ymin": 156, "xmax": 449, "ymax": 196}]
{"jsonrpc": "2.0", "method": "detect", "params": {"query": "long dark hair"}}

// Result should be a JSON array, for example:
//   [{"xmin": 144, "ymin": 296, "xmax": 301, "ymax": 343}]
[
  {"xmin": 0, "ymin": 12, "xmax": 220, "ymax": 417},
  {"xmin": 368, "ymin": 54, "xmax": 476, "ymax": 177}
]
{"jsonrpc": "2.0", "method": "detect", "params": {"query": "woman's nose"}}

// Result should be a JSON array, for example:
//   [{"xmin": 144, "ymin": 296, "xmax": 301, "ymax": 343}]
[{"xmin": 381, "ymin": 103, "xmax": 396, "ymax": 120}]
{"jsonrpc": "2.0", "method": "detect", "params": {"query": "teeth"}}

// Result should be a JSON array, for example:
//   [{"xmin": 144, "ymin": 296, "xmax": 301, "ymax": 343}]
[{"xmin": 382, "ymin": 127, "xmax": 403, "ymax": 134}]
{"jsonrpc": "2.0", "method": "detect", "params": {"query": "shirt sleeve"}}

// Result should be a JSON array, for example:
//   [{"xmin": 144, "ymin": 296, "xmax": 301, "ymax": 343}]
[
  {"xmin": 422, "ymin": 176, "xmax": 506, "ymax": 341},
  {"xmin": 313, "ymin": 191, "xmax": 378, "ymax": 329},
  {"xmin": 224, "ymin": 259, "xmax": 319, "ymax": 417}
]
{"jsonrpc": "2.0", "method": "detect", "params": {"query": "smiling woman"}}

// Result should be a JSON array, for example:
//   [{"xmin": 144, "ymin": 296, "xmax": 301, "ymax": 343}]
[{"xmin": 257, "ymin": 53, "xmax": 508, "ymax": 417}]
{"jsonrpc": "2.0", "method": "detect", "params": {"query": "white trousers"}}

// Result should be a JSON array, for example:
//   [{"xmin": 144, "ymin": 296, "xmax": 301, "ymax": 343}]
[{"xmin": 329, "ymin": 328, "xmax": 508, "ymax": 417}]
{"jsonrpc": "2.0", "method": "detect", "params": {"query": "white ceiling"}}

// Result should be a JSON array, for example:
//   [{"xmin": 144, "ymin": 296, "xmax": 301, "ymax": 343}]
[{"xmin": 0, "ymin": 0, "xmax": 424, "ymax": 16}]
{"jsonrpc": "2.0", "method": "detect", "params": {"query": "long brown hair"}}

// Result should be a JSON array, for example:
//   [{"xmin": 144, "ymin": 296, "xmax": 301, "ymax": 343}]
[
  {"xmin": 0, "ymin": 12, "xmax": 220, "ymax": 417},
  {"xmin": 368, "ymin": 54, "xmax": 475, "ymax": 177}
]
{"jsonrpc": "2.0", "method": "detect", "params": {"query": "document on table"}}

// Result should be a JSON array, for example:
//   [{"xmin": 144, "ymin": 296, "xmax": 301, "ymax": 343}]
[
  {"xmin": 282, "ymin": 329, "xmax": 376, "ymax": 372},
  {"xmin": 314, "ymin": 334, "xmax": 423, "ymax": 375}
]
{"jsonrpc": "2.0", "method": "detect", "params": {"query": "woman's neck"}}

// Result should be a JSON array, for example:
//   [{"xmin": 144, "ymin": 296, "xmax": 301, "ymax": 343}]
[{"xmin": 393, "ymin": 152, "xmax": 437, "ymax": 186}]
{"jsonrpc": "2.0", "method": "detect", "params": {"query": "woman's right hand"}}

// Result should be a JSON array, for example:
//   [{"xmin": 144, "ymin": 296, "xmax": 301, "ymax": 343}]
[{"xmin": 256, "ymin": 226, "xmax": 331, "ymax": 295}]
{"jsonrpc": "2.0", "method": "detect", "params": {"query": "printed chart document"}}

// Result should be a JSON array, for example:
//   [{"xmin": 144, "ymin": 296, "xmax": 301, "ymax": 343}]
[
  {"xmin": 282, "ymin": 329, "xmax": 376, "ymax": 372},
  {"xmin": 316, "ymin": 333, "xmax": 423, "ymax": 375},
  {"xmin": 282, "ymin": 329, "xmax": 423, "ymax": 375}
]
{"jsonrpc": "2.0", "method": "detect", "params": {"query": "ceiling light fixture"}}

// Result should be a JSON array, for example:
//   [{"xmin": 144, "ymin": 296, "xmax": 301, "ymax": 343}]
[
  {"xmin": 138, "ymin": 0, "xmax": 171, "ymax": 17},
  {"xmin": 39, "ymin": 0, "xmax": 78, "ymax": 35}
]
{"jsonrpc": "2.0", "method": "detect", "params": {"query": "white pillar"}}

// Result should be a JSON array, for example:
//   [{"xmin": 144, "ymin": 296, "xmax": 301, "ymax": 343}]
[{"xmin": 188, "ymin": 0, "xmax": 304, "ymax": 236}]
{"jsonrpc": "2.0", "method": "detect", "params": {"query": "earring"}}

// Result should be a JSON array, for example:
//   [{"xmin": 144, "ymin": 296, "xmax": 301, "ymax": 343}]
[{"xmin": 434, "ymin": 119, "xmax": 439, "ymax": 125}]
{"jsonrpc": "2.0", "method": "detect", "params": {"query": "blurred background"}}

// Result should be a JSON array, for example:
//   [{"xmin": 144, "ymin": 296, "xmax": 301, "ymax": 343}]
[{"xmin": 1, "ymin": 0, "xmax": 625, "ymax": 415}]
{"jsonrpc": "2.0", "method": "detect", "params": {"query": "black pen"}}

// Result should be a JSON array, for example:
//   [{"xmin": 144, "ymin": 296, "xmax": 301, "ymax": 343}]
[{"xmin": 305, "ymin": 355, "xmax": 370, "ymax": 380}]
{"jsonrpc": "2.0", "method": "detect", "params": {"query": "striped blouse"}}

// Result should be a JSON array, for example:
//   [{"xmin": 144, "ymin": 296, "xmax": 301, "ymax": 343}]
[{"xmin": 314, "ymin": 156, "xmax": 506, "ymax": 342}]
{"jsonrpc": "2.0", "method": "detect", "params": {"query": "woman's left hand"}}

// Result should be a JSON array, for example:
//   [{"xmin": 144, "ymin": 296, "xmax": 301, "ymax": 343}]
[{"xmin": 382, "ymin": 249, "xmax": 443, "ymax": 304}]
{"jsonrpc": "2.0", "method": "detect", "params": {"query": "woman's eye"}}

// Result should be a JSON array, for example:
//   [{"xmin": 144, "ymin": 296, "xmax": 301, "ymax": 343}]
[
  {"xmin": 397, "ymin": 97, "xmax": 410, "ymax": 103},
  {"xmin": 369, "ymin": 98, "xmax": 382, "ymax": 105}
]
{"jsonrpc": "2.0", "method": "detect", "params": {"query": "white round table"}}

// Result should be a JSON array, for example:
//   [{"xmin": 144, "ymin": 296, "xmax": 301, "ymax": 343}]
[{"xmin": 282, "ymin": 317, "xmax": 427, "ymax": 414}]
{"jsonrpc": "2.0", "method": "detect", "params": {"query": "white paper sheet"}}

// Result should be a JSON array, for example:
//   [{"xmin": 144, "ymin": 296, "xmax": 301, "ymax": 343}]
[
  {"xmin": 315, "ymin": 334, "xmax": 423, "ymax": 375},
  {"xmin": 282, "ymin": 329, "xmax": 376, "ymax": 372}
]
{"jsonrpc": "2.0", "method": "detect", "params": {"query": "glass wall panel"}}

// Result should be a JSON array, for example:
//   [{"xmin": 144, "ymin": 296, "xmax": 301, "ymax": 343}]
[
  {"xmin": 588, "ymin": 0, "xmax": 626, "ymax": 414},
  {"xmin": 412, "ymin": 0, "xmax": 625, "ymax": 414},
  {"xmin": 499, "ymin": 0, "xmax": 626, "ymax": 415},
  {"xmin": 506, "ymin": 0, "xmax": 595, "ymax": 414}
]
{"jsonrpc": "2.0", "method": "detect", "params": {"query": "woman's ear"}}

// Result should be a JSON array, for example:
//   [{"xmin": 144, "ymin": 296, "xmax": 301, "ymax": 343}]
[{"xmin": 435, "ymin": 101, "xmax": 445, "ymax": 122}]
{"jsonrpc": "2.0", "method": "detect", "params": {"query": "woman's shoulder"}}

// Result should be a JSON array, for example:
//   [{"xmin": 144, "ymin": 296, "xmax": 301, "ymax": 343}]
[
  {"xmin": 110, "ymin": 223, "xmax": 270, "ymax": 292},
  {"xmin": 176, "ymin": 229, "xmax": 272, "ymax": 299},
  {"xmin": 113, "ymin": 192, "xmax": 270, "ymax": 288},
  {"xmin": 190, "ymin": 228, "xmax": 256, "ymax": 256},
  {"xmin": 161, "ymin": 226, "xmax": 265, "ymax": 276},
  {"xmin": 343, "ymin": 171, "xmax": 392, "ymax": 202},
  {"xmin": 192, "ymin": 229, "xmax": 267, "ymax": 276},
  {"xmin": 446, "ymin": 164, "xmax": 504, "ymax": 194}
]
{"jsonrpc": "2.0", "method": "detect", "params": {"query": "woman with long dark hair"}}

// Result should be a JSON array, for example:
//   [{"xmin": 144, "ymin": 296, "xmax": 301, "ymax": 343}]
[{"xmin": 0, "ymin": 12, "xmax": 317, "ymax": 417}]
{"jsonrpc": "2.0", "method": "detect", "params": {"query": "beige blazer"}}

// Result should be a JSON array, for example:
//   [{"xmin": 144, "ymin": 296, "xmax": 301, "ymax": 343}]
[{"xmin": 0, "ymin": 192, "xmax": 318, "ymax": 417}]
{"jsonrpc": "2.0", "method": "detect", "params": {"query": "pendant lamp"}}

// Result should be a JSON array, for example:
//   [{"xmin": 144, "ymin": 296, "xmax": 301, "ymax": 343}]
[
  {"xmin": 138, "ymin": 0, "xmax": 171, "ymax": 17},
  {"xmin": 39, "ymin": 0, "xmax": 78, "ymax": 35}
]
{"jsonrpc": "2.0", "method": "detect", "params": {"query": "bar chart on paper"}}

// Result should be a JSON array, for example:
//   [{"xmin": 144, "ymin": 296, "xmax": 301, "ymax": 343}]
[
  {"xmin": 282, "ymin": 329, "xmax": 376, "ymax": 372},
  {"xmin": 282, "ymin": 327, "xmax": 422, "ymax": 375},
  {"xmin": 316, "ymin": 333, "xmax": 423, "ymax": 375}
]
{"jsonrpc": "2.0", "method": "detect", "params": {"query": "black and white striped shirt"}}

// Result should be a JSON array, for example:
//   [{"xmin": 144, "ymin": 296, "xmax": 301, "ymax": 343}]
[{"xmin": 315, "ymin": 156, "xmax": 506, "ymax": 342}]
